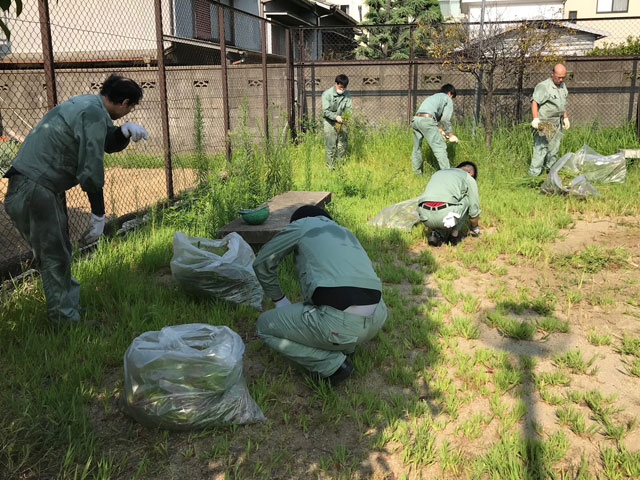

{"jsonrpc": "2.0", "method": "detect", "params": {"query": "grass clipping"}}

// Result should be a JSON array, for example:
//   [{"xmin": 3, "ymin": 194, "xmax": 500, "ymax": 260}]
[{"xmin": 538, "ymin": 121, "xmax": 558, "ymax": 142}]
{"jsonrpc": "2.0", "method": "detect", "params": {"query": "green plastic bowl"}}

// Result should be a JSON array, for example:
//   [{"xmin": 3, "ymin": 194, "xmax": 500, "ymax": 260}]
[{"xmin": 238, "ymin": 205, "xmax": 269, "ymax": 225}]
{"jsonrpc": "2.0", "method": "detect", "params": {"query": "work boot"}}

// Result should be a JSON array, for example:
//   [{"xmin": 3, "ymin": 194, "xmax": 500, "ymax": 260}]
[
  {"xmin": 447, "ymin": 233, "xmax": 462, "ymax": 246},
  {"xmin": 309, "ymin": 359, "xmax": 354, "ymax": 387},
  {"xmin": 428, "ymin": 231, "xmax": 442, "ymax": 247},
  {"xmin": 327, "ymin": 359, "xmax": 354, "ymax": 386}
]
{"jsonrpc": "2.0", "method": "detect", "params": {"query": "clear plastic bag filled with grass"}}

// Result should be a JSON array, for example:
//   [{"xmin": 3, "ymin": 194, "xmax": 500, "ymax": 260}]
[
  {"xmin": 171, "ymin": 232, "xmax": 263, "ymax": 308},
  {"xmin": 121, "ymin": 324, "xmax": 265, "ymax": 430}
]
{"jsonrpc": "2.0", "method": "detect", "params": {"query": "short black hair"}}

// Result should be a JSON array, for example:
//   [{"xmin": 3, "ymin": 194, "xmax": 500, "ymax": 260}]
[
  {"xmin": 290, "ymin": 205, "xmax": 332, "ymax": 223},
  {"xmin": 456, "ymin": 161, "xmax": 478, "ymax": 179},
  {"xmin": 335, "ymin": 74, "xmax": 349, "ymax": 88},
  {"xmin": 441, "ymin": 84, "xmax": 456, "ymax": 98},
  {"xmin": 100, "ymin": 74, "xmax": 143, "ymax": 106}
]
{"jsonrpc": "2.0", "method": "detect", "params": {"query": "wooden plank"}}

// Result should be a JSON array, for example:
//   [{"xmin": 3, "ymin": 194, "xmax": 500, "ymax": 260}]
[{"xmin": 218, "ymin": 190, "xmax": 331, "ymax": 248}]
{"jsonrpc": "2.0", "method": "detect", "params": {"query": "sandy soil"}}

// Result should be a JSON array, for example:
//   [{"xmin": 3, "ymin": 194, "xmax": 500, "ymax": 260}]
[{"xmin": 0, "ymin": 168, "xmax": 196, "ymax": 270}]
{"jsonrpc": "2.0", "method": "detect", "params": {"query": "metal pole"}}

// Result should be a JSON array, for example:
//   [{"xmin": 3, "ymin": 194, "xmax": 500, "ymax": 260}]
[
  {"xmin": 407, "ymin": 25, "xmax": 414, "ymax": 123},
  {"xmin": 38, "ymin": 0, "xmax": 57, "ymax": 108},
  {"xmin": 261, "ymin": 18, "xmax": 269, "ymax": 142},
  {"xmin": 218, "ymin": 5, "xmax": 231, "ymax": 162},
  {"xmin": 298, "ymin": 28, "xmax": 305, "ymax": 128},
  {"xmin": 472, "ymin": 0, "xmax": 486, "ymax": 136},
  {"xmin": 285, "ymin": 28, "xmax": 296, "ymax": 140},
  {"xmin": 154, "ymin": 0, "xmax": 174, "ymax": 199}
]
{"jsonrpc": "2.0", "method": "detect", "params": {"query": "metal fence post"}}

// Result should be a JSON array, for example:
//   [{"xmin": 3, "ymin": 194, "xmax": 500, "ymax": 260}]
[
  {"xmin": 285, "ymin": 27, "xmax": 296, "ymax": 140},
  {"xmin": 218, "ymin": 5, "xmax": 231, "ymax": 162},
  {"xmin": 261, "ymin": 18, "xmax": 269, "ymax": 142},
  {"xmin": 154, "ymin": 0, "xmax": 174, "ymax": 199},
  {"xmin": 407, "ymin": 24, "xmax": 414, "ymax": 123},
  {"xmin": 38, "ymin": 0, "xmax": 57, "ymax": 108},
  {"xmin": 298, "ymin": 28, "xmax": 305, "ymax": 129}
]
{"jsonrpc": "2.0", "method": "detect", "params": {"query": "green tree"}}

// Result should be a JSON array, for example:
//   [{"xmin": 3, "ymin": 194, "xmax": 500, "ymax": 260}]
[
  {"xmin": 0, "ymin": 0, "xmax": 23, "ymax": 40},
  {"xmin": 355, "ymin": 0, "xmax": 442, "ymax": 59},
  {"xmin": 587, "ymin": 36, "xmax": 640, "ymax": 56}
]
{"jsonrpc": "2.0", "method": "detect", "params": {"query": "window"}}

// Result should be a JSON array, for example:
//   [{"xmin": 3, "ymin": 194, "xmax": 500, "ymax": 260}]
[
  {"xmin": 339, "ymin": 5, "xmax": 349, "ymax": 16},
  {"xmin": 596, "ymin": 0, "xmax": 628, "ymax": 13},
  {"xmin": 568, "ymin": 10, "xmax": 577, "ymax": 22}
]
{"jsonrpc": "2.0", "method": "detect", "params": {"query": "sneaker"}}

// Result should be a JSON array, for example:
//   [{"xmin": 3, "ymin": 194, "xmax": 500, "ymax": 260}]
[{"xmin": 428, "ymin": 231, "xmax": 442, "ymax": 247}]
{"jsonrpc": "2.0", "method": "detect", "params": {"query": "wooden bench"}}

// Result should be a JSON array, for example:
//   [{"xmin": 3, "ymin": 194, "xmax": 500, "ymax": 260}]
[{"xmin": 217, "ymin": 191, "xmax": 331, "ymax": 250}]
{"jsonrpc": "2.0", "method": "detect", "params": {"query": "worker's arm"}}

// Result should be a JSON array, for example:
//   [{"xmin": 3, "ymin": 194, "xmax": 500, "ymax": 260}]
[
  {"xmin": 441, "ymin": 98, "xmax": 453, "ymax": 135},
  {"xmin": 322, "ymin": 90, "xmax": 337, "ymax": 122},
  {"xmin": 74, "ymin": 107, "xmax": 107, "ymax": 193},
  {"xmin": 466, "ymin": 176, "xmax": 481, "ymax": 221},
  {"xmin": 253, "ymin": 222, "xmax": 302, "ymax": 301},
  {"xmin": 342, "ymin": 92, "xmax": 352, "ymax": 116},
  {"xmin": 104, "ymin": 125, "xmax": 130, "ymax": 153},
  {"xmin": 531, "ymin": 100, "xmax": 539, "ymax": 119}
]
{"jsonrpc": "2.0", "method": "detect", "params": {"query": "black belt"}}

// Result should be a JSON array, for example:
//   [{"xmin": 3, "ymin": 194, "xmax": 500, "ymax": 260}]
[{"xmin": 419, "ymin": 202, "xmax": 459, "ymax": 211}]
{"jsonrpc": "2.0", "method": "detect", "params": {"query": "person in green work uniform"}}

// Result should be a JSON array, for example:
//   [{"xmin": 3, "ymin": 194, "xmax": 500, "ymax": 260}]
[
  {"xmin": 412, "ymin": 84, "xmax": 459, "ymax": 174},
  {"xmin": 528, "ymin": 64, "xmax": 570, "ymax": 176},
  {"xmin": 3, "ymin": 74, "xmax": 147, "ymax": 324},
  {"xmin": 321, "ymin": 74, "xmax": 352, "ymax": 169},
  {"xmin": 253, "ymin": 205, "xmax": 387, "ymax": 386},
  {"xmin": 418, "ymin": 161, "xmax": 481, "ymax": 247}
]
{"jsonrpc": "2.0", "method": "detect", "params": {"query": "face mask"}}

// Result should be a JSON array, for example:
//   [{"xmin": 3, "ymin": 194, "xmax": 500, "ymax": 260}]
[{"xmin": 336, "ymin": 88, "xmax": 344, "ymax": 95}]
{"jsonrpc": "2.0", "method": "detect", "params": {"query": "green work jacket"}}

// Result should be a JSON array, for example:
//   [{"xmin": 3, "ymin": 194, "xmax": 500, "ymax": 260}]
[
  {"xmin": 531, "ymin": 77, "xmax": 568, "ymax": 120},
  {"xmin": 416, "ymin": 92, "xmax": 454, "ymax": 135},
  {"xmin": 12, "ymin": 94, "xmax": 129, "ymax": 193},
  {"xmin": 321, "ymin": 87, "xmax": 352, "ymax": 125},
  {"xmin": 418, "ymin": 168, "xmax": 481, "ymax": 218},
  {"xmin": 253, "ymin": 216, "xmax": 381, "ymax": 302}
]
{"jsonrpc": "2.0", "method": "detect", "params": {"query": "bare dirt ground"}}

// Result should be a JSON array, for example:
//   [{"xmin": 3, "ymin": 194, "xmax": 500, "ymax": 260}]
[
  {"xmin": 0, "ymin": 168, "xmax": 196, "ymax": 270},
  {"xmin": 83, "ymin": 215, "xmax": 640, "ymax": 479}
]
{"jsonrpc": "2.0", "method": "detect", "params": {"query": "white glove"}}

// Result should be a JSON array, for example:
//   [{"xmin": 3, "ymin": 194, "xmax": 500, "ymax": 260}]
[
  {"xmin": 531, "ymin": 118, "xmax": 540, "ymax": 130},
  {"xmin": 562, "ymin": 118, "xmax": 570, "ymax": 130},
  {"xmin": 470, "ymin": 226, "xmax": 480, "ymax": 237},
  {"xmin": 121, "ymin": 122, "xmax": 148, "ymax": 142},
  {"xmin": 448, "ymin": 134, "xmax": 459, "ymax": 143},
  {"xmin": 335, "ymin": 115, "xmax": 343, "ymax": 124},
  {"xmin": 80, "ymin": 213, "xmax": 105, "ymax": 245},
  {"xmin": 274, "ymin": 296, "xmax": 292, "ymax": 308},
  {"xmin": 443, "ymin": 211, "xmax": 461, "ymax": 228}
]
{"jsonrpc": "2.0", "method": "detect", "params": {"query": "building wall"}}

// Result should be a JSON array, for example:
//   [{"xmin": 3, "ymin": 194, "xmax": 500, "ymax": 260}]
[
  {"xmin": 564, "ymin": 0, "xmax": 640, "ymax": 46},
  {"xmin": 461, "ymin": 0, "xmax": 564, "ymax": 22}
]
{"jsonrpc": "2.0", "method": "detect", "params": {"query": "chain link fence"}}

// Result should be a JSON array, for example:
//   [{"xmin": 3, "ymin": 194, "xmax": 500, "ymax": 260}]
[
  {"xmin": 294, "ymin": 18, "xmax": 640, "ymax": 130},
  {"xmin": 1, "ymin": 7, "xmax": 638, "ymax": 278}
]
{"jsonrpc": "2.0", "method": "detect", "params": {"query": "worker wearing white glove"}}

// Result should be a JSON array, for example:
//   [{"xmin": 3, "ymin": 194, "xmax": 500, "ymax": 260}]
[
  {"xmin": 448, "ymin": 134, "xmax": 459, "ymax": 143},
  {"xmin": 528, "ymin": 63, "xmax": 568, "ymax": 176},
  {"xmin": 121, "ymin": 122, "xmax": 148, "ymax": 142},
  {"xmin": 80, "ymin": 213, "xmax": 106, "ymax": 245}
]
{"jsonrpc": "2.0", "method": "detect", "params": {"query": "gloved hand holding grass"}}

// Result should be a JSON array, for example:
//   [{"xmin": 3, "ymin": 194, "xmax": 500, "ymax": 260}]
[
  {"xmin": 121, "ymin": 122, "xmax": 148, "ymax": 142},
  {"xmin": 531, "ymin": 118, "xmax": 541, "ymax": 130}
]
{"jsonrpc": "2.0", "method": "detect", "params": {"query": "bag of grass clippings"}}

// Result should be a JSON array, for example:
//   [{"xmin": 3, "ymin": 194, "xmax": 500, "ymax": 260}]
[{"xmin": 121, "ymin": 324, "xmax": 265, "ymax": 430}]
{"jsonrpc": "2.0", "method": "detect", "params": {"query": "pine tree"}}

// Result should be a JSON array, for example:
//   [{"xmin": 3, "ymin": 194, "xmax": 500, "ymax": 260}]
[{"xmin": 355, "ymin": 0, "xmax": 442, "ymax": 59}]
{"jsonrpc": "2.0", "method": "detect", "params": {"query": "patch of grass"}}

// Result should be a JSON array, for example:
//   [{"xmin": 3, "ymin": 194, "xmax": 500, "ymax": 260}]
[
  {"xmin": 484, "ymin": 311, "xmax": 535, "ymax": 340},
  {"xmin": 554, "ymin": 245, "xmax": 632, "ymax": 273},
  {"xmin": 553, "ymin": 349, "xmax": 599, "ymax": 375},
  {"xmin": 451, "ymin": 315, "xmax": 480, "ymax": 339},
  {"xmin": 556, "ymin": 405, "xmax": 597, "ymax": 436},
  {"xmin": 617, "ymin": 334, "xmax": 640, "ymax": 357},
  {"xmin": 587, "ymin": 328, "xmax": 612, "ymax": 346}
]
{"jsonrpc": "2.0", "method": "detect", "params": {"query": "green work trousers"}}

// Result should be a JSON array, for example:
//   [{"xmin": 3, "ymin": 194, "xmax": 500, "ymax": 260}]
[
  {"xmin": 528, "ymin": 120, "xmax": 562, "ymax": 176},
  {"xmin": 257, "ymin": 299, "xmax": 387, "ymax": 377},
  {"xmin": 323, "ymin": 120, "xmax": 347, "ymax": 169},
  {"xmin": 411, "ymin": 116, "xmax": 450, "ymax": 173},
  {"xmin": 4, "ymin": 174, "xmax": 81, "ymax": 323},
  {"xmin": 418, "ymin": 200, "xmax": 469, "ymax": 238}
]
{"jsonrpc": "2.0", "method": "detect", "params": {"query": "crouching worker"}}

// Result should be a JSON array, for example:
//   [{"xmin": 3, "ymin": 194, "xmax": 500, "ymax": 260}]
[
  {"xmin": 3, "ymin": 74, "xmax": 147, "ymax": 324},
  {"xmin": 418, "ymin": 161, "xmax": 481, "ymax": 247},
  {"xmin": 253, "ymin": 205, "xmax": 387, "ymax": 386}
]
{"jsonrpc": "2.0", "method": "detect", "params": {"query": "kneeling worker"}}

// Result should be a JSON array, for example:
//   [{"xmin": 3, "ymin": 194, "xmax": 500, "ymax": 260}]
[
  {"xmin": 418, "ymin": 161, "xmax": 481, "ymax": 247},
  {"xmin": 253, "ymin": 205, "xmax": 387, "ymax": 386}
]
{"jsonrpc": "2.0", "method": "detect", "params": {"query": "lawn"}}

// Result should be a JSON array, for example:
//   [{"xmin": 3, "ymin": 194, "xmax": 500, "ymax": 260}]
[{"xmin": 1, "ymin": 119, "xmax": 640, "ymax": 479}]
